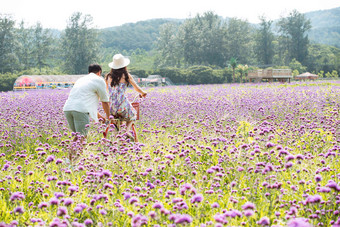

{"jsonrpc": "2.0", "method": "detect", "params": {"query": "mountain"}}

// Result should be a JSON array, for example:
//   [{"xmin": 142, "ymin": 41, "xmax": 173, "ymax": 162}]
[
  {"xmin": 99, "ymin": 19, "xmax": 183, "ymax": 51},
  {"xmin": 305, "ymin": 7, "xmax": 340, "ymax": 47},
  {"xmin": 97, "ymin": 7, "xmax": 340, "ymax": 51}
]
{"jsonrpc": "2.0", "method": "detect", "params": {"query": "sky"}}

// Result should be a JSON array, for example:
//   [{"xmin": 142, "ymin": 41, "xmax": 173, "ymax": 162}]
[{"xmin": 1, "ymin": 0, "xmax": 339, "ymax": 30}]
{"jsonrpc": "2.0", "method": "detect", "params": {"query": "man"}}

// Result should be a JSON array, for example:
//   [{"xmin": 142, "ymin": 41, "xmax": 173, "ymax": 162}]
[{"xmin": 63, "ymin": 64, "xmax": 110, "ymax": 144}]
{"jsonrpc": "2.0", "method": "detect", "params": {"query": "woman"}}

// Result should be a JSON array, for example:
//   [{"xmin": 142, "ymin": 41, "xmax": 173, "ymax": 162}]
[{"xmin": 105, "ymin": 54, "xmax": 147, "ymax": 139}]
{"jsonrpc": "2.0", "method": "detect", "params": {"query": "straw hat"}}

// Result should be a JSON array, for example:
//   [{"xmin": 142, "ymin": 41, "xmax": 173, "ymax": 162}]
[{"xmin": 108, "ymin": 54, "xmax": 130, "ymax": 69}]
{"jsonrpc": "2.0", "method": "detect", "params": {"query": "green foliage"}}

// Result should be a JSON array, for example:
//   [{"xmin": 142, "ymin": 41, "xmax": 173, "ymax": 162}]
[
  {"xmin": 254, "ymin": 17, "xmax": 275, "ymax": 65},
  {"xmin": 305, "ymin": 7, "xmax": 340, "ymax": 47},
  {"xmin": 289, "ymin": 58, "xmax": 307, "ymax": 74},
  {"xmin": 1, "ymin": 9, "xmax": 340, "ymax": 86},
  {"xmin": 152, "ymin": 66, "xmax": 228, "ymax": 85},
  {"xmin": 325, "ymin": 70, "xmax": 339, "ymax": 78},
  {"xmin": 100, "ymin": 19, "xmax": 181, "ymax": 51},
  {"xmin": 61, "ymin": 12, "xmax": 99, "ymax": 74},
  {"xmin": 0, "ymin": 72, "xmax": 19, "ymax": 91},
  {"xmin": 0, "ymin": 15, "xmax": 19, "ymax": 73},
  {"xmin": 152, "ymin": 67, "xmax": 185, "ymax": 84},
  {"xmin": 277, "ymin": 10, "xmax": 312, "ymax": 65},
  {"xmin": 306, "ymin": 43, "xmax": 340, "ymax": 73}
]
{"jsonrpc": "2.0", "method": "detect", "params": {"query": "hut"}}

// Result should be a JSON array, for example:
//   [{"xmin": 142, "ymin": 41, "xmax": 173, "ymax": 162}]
[
  {"xmin": 295, "ymin": 72, "xmax": 318, "ymax": 81},
  {"xmin": 248, "ymin": 69, "xmax": 293, "ymax": 83},
  {"xmin": 13, "ymin": 75, "xmax": 87, "ymax": 91}
]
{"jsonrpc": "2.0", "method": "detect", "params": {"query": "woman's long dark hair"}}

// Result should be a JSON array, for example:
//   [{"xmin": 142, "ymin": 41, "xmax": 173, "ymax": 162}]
[{"xmin": 105, "ymin": 67, "xmax": 130, "ymax": 87}]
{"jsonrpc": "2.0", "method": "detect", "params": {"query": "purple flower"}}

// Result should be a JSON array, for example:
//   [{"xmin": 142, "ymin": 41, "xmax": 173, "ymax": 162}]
[
  {"xmin": 152, "ymin": 202, "xmax": 163, "ymax": 209},
  {"xmin": 103, "ymin": 183, "xmax": 114, "ymax": 189},
  {"xmin": 45, "ymin": 155, "xmax": 55, "ymax": 163},
  {"xmin": 63, "ymin": 198, "xmax": 74, "ymax": 206},
  {"xmin": 315, "ymin": 175, "xmax": 322, "ymax": 182},
  {"xmin": 72, "ymin": 222, "xmax": 85, "ymax": 227},
  {"xmin": 266, "ymin": 142, "xmax": 275, "ymax": 148},
  {"xmin": 241, "ymin": 202, "xmax": 256, "ymax": 210},
  {"xmin": 13, "ymin": 206, "xmax": 24, "ymax": 214},
  {"xmin": 123, "ymin": 192, "xmax": 131, "ymax": 200},
  {"xmin": 174, "ymin": 214, "xmax": 193, "ymax": 224},
  {"xmin": 129, "ymin": 197, "xmax": 139, "ymax": 204},
  {"xmin": 54, "ymin": 192, "xmax": 65, "ymax": 199},
  {"xmin": 84, "ymin": 219, "xmax": 93, "ymax": 226},
  {"xmin": 74, "ymin": 206, "xmax": 84, "ymax": 213},
  {"xmin": 131, "ymin": 214, "xmax": 148, "ymax": 226},
  {"xmin": 68, "ymin": 186, "xmax": 78, "ymax": 193},
  {"xmin": 287, "ymin": 218, "xmax": 312, "ymax": 227},
  {"xmin": 285, "ymin": 154, "xmax": 295, "ymax": 161},
  {"xmin": 318, "ymin": 187, "xmax": 331, "ymax": 193},
  {"xmin": 211, "ymin": 202, "xmax": 219, "ymax": 208},
  {"xmin": 149, "ymin": 211, "xmax": 156, "ymax": 219},
  {"xmin": 244, "ymin": 210, "xmax": 254, "ymax": 217},
  {"xmin": 258, "ymin": 217, "xmax": 270, "ymax": 226},
  {"xmin": 214, "ymin": 214, "xmax": 228, "ymax": 224},
  {"xmin": 305, "ymin": 195, "xmax": 322, "ymax": 204},
  {"xmin": 57, "ymin": 206, "xmax": 68, "ymax": 216},
  {"xmin": 190, "ymin": 194, "xmax": 203, "ymax": 203},
  {"xmin": 100, "ymin": 209, "xmax": 107, "ymax": 215},
  {"xmin": 49, "ymin": 197, "xmax": 59, "ymax": 206},
  {"xmin": 326, "ymin": 180, "xmax": 339, "ymax": 189},
  {"xmin": 55, "ymin": 159, "xmax": 63, "ymax": 164},
  {"xmin": 10, "ymin": 192, "xmax": 25, "ymax": 201},
  {"xmin": 285, "ymin": 161, "xmax": 293, "ymax": 168},
  {"xmin": 38, "ymin": 202, "xmax": 48, "ymax": 209}
]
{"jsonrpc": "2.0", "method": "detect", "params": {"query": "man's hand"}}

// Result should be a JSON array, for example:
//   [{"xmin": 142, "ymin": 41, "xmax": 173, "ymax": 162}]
[{"xmin": 102, "ymin": 102, "xmax": 110, "ymax": 120}]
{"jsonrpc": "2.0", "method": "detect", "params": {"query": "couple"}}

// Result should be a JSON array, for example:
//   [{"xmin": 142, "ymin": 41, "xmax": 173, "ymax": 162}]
[{"xmin": 63, "ymin": 54, "xmax": 147, "ymax": 144}]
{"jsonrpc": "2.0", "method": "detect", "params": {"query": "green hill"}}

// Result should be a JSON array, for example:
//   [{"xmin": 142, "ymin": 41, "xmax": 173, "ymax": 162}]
[
  {"xmin": 99, "ymin": 19, "xmax": 182, "ymax": 51},
  {"xmin": 305, "ymin": 7, "xmax": 340, "ymax": 47},
  {"xmin": 98, "ymin": 7, "xmax": 340, "ymax": 51}
]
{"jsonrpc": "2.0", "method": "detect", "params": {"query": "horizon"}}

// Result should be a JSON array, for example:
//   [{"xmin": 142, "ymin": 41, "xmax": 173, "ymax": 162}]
[{"xmin": 1, "ymin": 0, "xmax": 339, "ymax": 30}]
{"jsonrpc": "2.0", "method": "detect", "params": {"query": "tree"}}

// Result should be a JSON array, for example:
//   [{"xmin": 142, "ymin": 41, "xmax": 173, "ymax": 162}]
[
  {"xmin": 15, "ymin": 21, "xmax": 33, "ymax": 70},
  {"xmin": 31, "ymin": 22, "xmax": 53, "ymax": 71},
  {"xmin": 61, "ymin": 12, "xmax": 99, "ymax": 74},
  {"xmin": 289, "ymin": 58, "xmax": 306, "ymax": 74},
  {"xmin": 277, "ymin": 10, "xmax": 312, "ymax": 65},
  {"xmin": 228, "ymin": 57, "xmax": 238, "ymax": 83},
  {"xmin": 0, "ymin": 15, "xmax": 18, "ymax": 73},
  {"xmin": 156, "ymin": 23, "xmax": 181, "ymax": 67},
  {"xmin": 177, "ymin": 11, "xmax": 227, "ymax": 67},
  {"xmin": 254, "ymin": 16, "xmax": 275, "ymax": 66},
  {"xmin": 225, "ymin": 18, "xmax": 254, "ymax": 64}
]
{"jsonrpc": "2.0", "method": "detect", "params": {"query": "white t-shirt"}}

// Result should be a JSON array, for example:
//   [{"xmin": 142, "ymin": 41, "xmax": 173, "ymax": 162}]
[{"xmin": 63, "ymin": 73, "xmax": 109, "ymax": 122}]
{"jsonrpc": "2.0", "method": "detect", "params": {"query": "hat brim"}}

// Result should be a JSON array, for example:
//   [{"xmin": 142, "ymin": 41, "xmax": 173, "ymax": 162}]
[{"xmin": 108, "ymin": 58, "xmax": 130, "ymax": 69}]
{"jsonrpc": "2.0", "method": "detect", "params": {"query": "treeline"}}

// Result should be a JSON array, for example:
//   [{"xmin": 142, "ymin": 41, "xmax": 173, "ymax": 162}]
[
  {"xmin": 156, "ymin": 11, "xmax": 340, "ymax": 74},
  {"xmin": 1, "ymin": 10, "xmax": 340, "ymax": 91}
]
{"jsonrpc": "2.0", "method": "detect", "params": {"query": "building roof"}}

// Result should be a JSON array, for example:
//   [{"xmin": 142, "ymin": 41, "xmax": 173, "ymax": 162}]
[{"xmin": 14, "ymin": 74, "xmax": 87, "ymax": 85}]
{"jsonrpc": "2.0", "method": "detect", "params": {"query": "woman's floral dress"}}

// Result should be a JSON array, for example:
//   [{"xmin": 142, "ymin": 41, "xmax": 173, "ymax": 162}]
[{"xmin": 108, "ymin": 83, "xmax": 136, "ymax": 121}]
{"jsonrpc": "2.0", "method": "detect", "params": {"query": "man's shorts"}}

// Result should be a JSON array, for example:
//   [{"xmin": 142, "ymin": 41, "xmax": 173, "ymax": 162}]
[{"xmin": 64, "ymin": 111, "xmax": 90, "ymax": 136}]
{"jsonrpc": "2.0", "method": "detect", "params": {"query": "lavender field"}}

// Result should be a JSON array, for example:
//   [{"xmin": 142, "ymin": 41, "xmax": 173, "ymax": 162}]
[{"xmin": 0, "ymin": 82, "xmax": 339, "ymax": 227}]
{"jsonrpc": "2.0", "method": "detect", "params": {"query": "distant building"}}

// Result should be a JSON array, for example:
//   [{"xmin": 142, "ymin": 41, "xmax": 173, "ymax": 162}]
[
  {"xmin": 135, "ymin": 75, "xmax": 174, "ymax": 86},
  {"xmin": 13, "ymin": 74, "xmax": 174, "ymax": 91},
  {"xmin": 247, "ymin": 69, "xmax": 293, "ymax": 83},
  {"xmin": 295, "ymin": 72, "xmax": 318, "ymax": 80},
  {"xmin": 13, "ymin": 75, "xmax": 87, "ymax": 91}
]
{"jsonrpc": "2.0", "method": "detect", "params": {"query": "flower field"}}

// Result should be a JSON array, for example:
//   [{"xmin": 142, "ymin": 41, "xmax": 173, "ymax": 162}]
[{"xmin": 0, "ymin": 82, "xmax": 339, "ymax": 227}]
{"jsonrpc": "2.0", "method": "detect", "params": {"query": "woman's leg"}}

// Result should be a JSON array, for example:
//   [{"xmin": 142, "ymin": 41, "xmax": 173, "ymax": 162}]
[{"xmin": 126, "ymin": 120, "xmax": 133, "ymax": 133}]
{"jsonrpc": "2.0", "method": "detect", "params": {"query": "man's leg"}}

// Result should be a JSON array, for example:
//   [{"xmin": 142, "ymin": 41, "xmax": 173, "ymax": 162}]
[
  {"xmin": 64, "ymin": 111, "xmax": 76, "ymax": 132},
  {"xmin": 72, "ymin": 111, "xmax": 90, "ymax": 144}
]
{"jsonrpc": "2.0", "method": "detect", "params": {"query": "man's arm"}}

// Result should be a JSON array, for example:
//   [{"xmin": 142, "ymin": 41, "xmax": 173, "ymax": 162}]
[{"xmin": 101, "ymin": 102, "xmax": 110, "ymax": 120}]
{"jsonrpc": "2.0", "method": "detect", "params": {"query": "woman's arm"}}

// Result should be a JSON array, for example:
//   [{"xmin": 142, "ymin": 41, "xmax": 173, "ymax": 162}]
[
  {"xmin": 105, "ymin": 76, "xmax": 111, "ymax": 90},
  {"xmin": 128, "ymin": 74, "xmax": 147, "ymax": 97}
]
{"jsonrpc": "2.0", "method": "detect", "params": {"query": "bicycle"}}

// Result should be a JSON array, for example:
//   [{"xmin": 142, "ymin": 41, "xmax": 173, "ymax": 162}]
[{"xmin": 103, "ymin": 94, "xmax": 143, "ymax": 142}]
